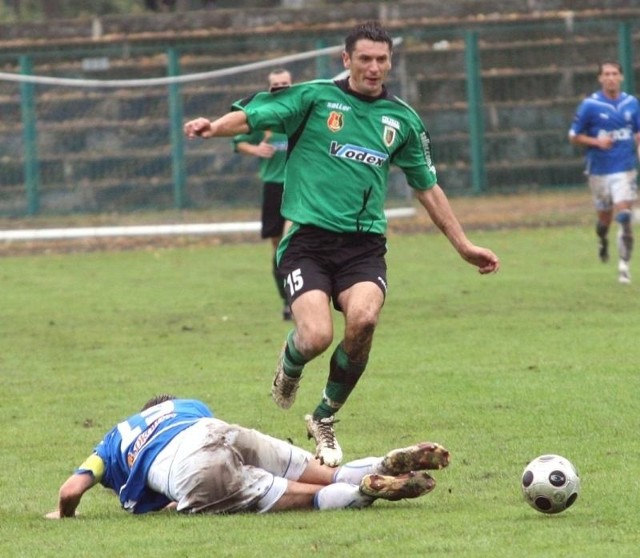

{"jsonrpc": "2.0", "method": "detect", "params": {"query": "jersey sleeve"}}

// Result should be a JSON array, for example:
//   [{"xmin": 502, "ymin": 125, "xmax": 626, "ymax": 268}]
[
  {"xmin": 242, "ymin": 83, "xmax": 311, "ymax": 135},
  {"xmin": 392, "ymin": 120, "xmax": 438, "ymax": 190},
  {"xmin": 569, "ymin": 99, "xmax": 589, "ymax": 136},
  {"xmin": 232, "ymin": 130, "xmax": 263, "ymax": 151},
  {"xmin": 75, "ymin": 453, "xmax": 105, "ymax": 482}
]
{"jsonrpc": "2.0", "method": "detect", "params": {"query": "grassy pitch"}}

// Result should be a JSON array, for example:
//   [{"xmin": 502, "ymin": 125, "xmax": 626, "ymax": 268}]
[{"xmin": 1, "ymin": 225, "xmax": 638, "ymax": 557}]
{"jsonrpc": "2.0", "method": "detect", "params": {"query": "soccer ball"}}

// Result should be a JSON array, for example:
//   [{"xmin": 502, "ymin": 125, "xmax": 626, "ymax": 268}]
[{"xmin": 521, "ymin": 454, "xmax": 580, "ymax": 514}]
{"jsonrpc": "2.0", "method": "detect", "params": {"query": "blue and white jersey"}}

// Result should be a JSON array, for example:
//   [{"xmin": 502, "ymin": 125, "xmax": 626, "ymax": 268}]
[
  {"xmin": 90, "ymin": 399, "xmax": 213, "ymax": 514},
  {"xmin": 569, "ymin": 90, "xmax": 640, "ymax": 175}
]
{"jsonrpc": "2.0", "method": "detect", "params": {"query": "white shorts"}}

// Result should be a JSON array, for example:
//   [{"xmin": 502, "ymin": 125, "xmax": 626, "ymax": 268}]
[
  {"xmin": 147, "ymin": 418, "xmax": 312, "ymax": 514},
  {"xmin": 588, "ymin": 170, "xmax": 638, "ymax": 211}
]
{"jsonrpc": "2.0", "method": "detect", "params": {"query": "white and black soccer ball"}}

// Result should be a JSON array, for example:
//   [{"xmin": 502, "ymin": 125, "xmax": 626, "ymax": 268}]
[{"xmin": 521, "ymin": 454, "xmax": 580, "ymax": 514}]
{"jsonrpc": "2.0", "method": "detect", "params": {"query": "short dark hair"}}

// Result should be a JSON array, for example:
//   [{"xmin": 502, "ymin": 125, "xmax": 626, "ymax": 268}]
[
  {"xmin": 344, "ymin": 21, "xmax": 393, "ymax": 56},
  {"xmin": 269, "ymin": 68, "xmax": 290, "ymax": 77},
  {"xmin": 598, "ymin": 60, "xmax": 623, "ymax": 74},
  {"xmin": 141, "ymin": 393, "xmax": 177, "ymax": 411}
]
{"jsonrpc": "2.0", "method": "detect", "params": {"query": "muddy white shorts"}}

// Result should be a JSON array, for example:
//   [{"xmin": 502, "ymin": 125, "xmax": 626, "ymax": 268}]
[
  {"xmin": 147, "ymin": 418, "xmax": 312, "ymax": 514},
  {"xmin": 588, "ymin": 170, "xmax": 638, "ymax": 211}
]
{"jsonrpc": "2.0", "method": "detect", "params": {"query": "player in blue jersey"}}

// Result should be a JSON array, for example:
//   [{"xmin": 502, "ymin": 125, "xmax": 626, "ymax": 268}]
[
  {"xmin": 45, "ymin": 395, "xmax": 451, "ymax": 518},
  {"xmin": 233, "ymin": 69, "xmax": 293, "ymax": 320},
  {"xmin": 184, "ymin": 21, "xmax": 499, "ymax": 467},
  {"xmin": 569, "ymin": 60, "xmax": 640, "ymax": 284}
]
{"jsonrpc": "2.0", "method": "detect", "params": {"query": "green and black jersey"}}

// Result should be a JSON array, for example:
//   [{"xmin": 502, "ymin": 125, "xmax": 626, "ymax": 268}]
[
  {"xmin": 234, "ymin": 78, "xmax": 437, "ymax": 234},
  {"xmin": 232, "ymin": 130, "xmax": 288, "ymax": 184}
]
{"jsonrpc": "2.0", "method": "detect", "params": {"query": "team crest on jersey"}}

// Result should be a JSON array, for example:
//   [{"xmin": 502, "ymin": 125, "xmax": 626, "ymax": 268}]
[
  {"xmin": 383, "ymin": 125, "xmax": 396, "ymax": 147},
  {"xmin": 327, "ymin": 111, "xmax": 344, "ymax": 132}
]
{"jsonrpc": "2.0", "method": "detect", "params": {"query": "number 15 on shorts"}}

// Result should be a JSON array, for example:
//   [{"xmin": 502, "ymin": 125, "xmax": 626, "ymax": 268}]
[{"xmin": 286, "ymin": 269, "xmax": 303, "ymax": 296}]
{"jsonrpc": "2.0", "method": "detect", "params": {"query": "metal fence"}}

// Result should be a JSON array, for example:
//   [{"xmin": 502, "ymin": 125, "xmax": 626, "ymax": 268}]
[{"xmin": 0, "ymin": 16, "xmax": 638, "ymax": 217}]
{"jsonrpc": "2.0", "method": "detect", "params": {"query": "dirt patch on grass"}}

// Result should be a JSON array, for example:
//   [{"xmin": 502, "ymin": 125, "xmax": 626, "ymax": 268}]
[{"xmin": 0, "ymin": 189, "xmax": 592, "ymax": 257}]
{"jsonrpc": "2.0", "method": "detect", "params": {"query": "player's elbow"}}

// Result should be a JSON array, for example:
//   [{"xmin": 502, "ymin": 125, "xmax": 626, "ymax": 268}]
[{"xmin": 59, "ymin": 483, "xmax": 77, "ymax": 502}]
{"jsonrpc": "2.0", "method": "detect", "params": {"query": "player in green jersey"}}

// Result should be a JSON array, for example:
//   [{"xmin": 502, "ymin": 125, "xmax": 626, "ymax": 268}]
[
  {"xmin": 233, "ymin": 69, "xmax": 293, "ymax": 320},
  {"xmin": 184, "ymin": 21, "xmax": 500, "ymax": 467}
]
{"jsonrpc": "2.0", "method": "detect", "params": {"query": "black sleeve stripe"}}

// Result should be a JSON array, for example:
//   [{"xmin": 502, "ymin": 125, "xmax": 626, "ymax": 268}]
[
  {"xmin": 286, "ymin": 104, "xmax": 315, "ymax": 161},
  {"xmin": 230, "ymin": 92, "xmax": 259, "ymax": 111}
]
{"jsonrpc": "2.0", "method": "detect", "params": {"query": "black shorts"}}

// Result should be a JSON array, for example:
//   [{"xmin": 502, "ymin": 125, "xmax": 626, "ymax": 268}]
[
  {"xmin": 261, "ymin": 182, "xmax": 286, "ymax": 239},
  {"xmin": 278, "ymin": 225, "xmax": 388, "ymax": 311}
]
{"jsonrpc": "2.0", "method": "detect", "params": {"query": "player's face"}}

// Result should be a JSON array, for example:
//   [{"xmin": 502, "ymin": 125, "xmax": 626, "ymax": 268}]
[
  {"xmin": 343, "ymin": 39, "xmax": 392, "ymax": 97},
  {"xmin": 598, "ymin": 64, "xmax": 623, "ymax": 98},
  {"xmin": 268, "ymin": 71, "xmax": 292, "ymax": 91}
]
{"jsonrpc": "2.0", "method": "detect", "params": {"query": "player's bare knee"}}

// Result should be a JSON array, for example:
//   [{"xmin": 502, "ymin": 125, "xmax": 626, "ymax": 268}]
[
  {"xmin": 348, "ymin": 306, "xmax": 380, "ymax": 334},
  {"xmin": 295, "ymin": 327, "xmax": 333, "ymax": 356}
]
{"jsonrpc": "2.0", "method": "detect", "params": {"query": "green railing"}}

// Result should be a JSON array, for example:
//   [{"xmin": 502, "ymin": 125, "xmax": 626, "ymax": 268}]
[{"xmin": 0, "ymin": 18, "xmax": 639, "ymax": 217}]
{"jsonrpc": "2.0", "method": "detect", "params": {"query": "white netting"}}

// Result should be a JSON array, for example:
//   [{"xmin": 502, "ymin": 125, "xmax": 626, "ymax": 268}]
[
  {"xmin": 0, "ymin": 42, "xmax": 354, "ymax": 218},
  {"xmin": 0, "ymin": 37, "xmax": 414, "ymax": 238}
]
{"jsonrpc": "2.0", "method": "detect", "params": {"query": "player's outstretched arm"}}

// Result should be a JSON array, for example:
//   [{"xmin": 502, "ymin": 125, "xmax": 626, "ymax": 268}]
[
  {"xmin": 44, "ymin": 472, "xmax": 97, "ymax": 519},
  {"xmin": 415, "ymin": 186, "xmax": 500, "ymax": 274},
  {"xmin": 184, "ymin": 110, "xmax": 250, "ymax": 139}
]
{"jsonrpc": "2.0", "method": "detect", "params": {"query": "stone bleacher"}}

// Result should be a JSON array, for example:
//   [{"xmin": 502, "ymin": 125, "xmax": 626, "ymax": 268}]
[{"xmin": 0, "ymin": 0, "xmax": 639, "ymax": 214}]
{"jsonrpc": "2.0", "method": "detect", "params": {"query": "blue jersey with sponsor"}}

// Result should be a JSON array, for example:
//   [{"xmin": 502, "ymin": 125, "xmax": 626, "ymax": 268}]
[
  {"xmin": 569, "ymin": 90, "xmax": 640, "ymax": 175},
  {"xmin": 90, "ymin": 399, "xmax": 213, "ymax": 514}
]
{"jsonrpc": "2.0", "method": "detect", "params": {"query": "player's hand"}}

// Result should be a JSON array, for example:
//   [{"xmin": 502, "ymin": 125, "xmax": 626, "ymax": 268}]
[
  {"xmin": 161, "ymin": 502, "xmax": 178, "ymax": 512},
  {"xmin": 184, "ymin": 118, "xmax": 213, "ymax": 139},
  {"xmin": 477, "ymin": 255, "xmax": 500, "ymax": 274},
  {"xmin": 462, "ymin": 247, "xmax": 500, "ymax": 274},
  {"xmin": 595, "ymin": 136, "xmax": 614, "ymax": 150},
  {"xmin": 255, "ymin": 141, "xmax": 276, "ymax": 158},
  {"xmin": 44, "ymin": 509, "xmax": 80, "ymax": 519}
]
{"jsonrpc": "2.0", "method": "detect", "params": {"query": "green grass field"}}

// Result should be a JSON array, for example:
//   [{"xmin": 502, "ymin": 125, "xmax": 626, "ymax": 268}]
[{"xmin": 1, "ymin": 225, "xmax": 638, "ymax": 557}]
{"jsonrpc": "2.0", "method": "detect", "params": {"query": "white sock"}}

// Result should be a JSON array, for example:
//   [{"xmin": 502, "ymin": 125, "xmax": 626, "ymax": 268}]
[
  {"xmin": 332, "ymin": 457, "xmax": 382, "ymax": 485},
  {"xmin": 313, "ymin": 483, "xmax": 373, "ymax": 510}
]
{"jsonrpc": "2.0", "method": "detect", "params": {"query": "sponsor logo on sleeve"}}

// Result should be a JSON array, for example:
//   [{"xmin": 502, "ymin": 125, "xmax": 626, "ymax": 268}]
[{"xmin": 420, "ymin": 132, "xmax": 436, "ymax": 171}]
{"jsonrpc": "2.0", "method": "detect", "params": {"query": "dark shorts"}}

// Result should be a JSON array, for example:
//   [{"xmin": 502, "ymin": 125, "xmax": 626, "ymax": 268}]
[
  {"xmin": 261, "ymin": 182, "xmax": 286, "ymax": 239},
  {"xmin": 278, "ymin": 225, "xmax": 388, "ymax": 311}
]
